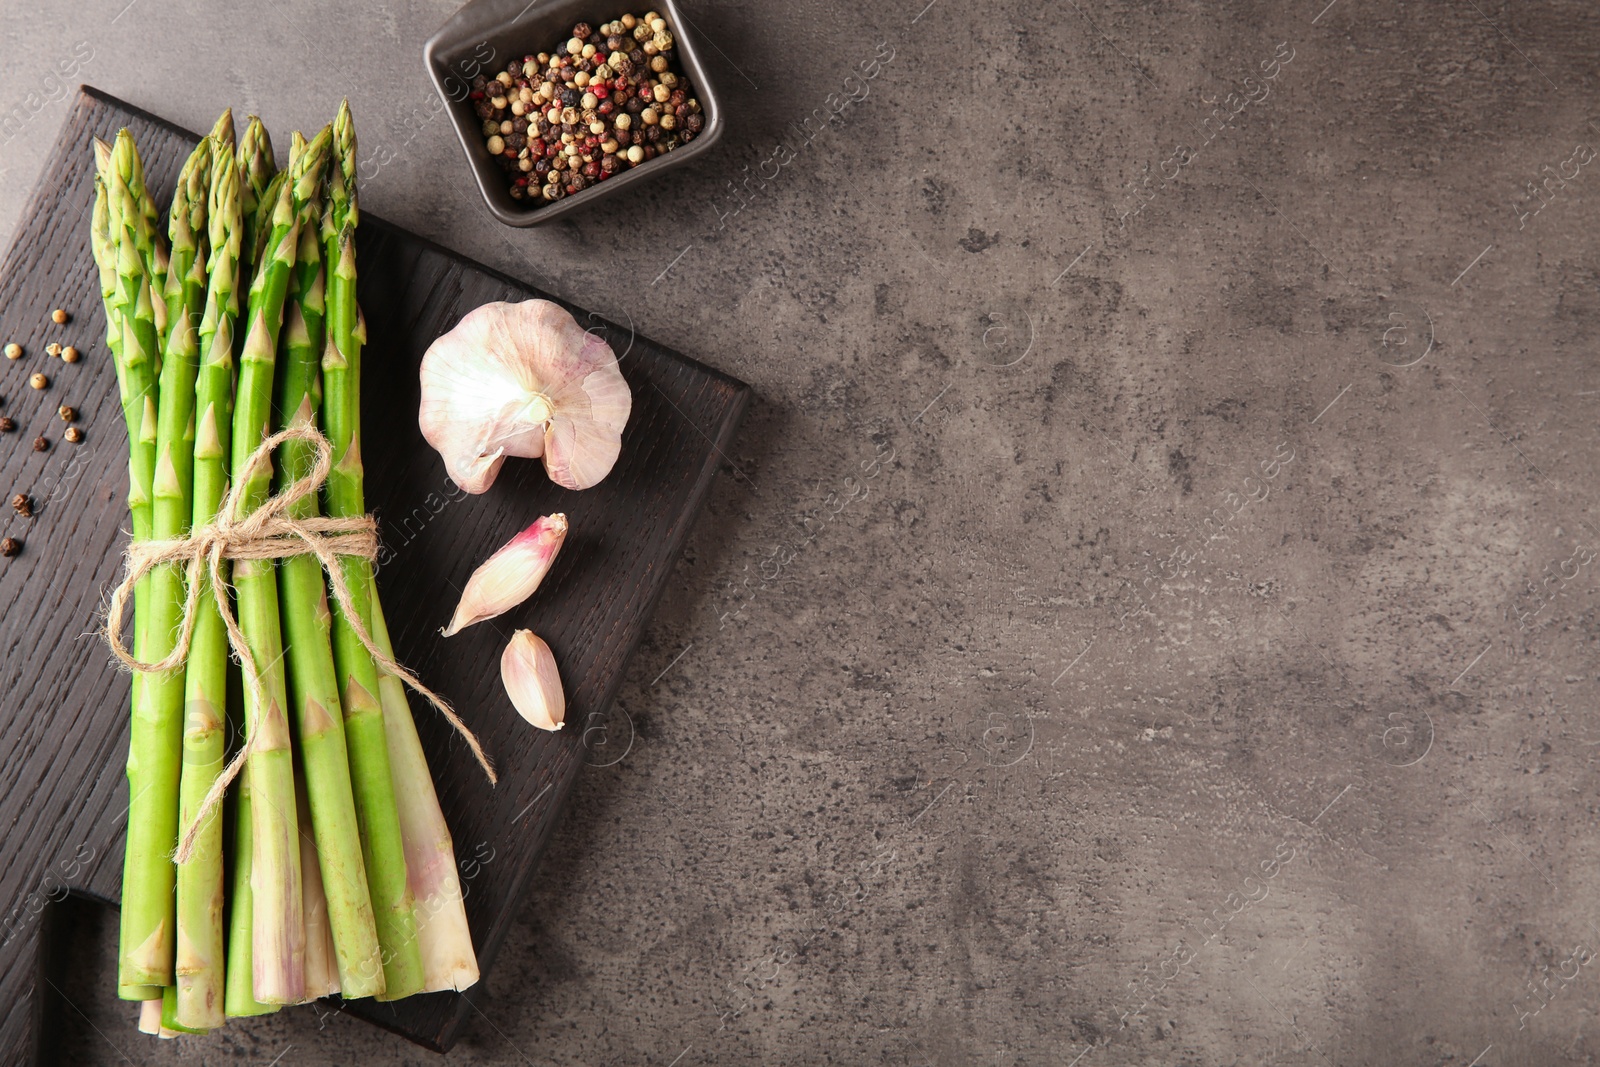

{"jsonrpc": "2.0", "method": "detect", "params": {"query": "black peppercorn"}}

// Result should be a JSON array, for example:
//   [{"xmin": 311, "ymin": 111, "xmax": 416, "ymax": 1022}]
[
  {"xmin": 510, "ymin": 184, "xmax": 526, "ymax": 199},
  {"xmin": 685, "ymin": 112, "xmax": 704, "ymax": 133},
  {"xmin": 614, "ymin": 128, "xmax": 632, "ymax": 145},
  {"xmin": 32, "ymin": 436, "xmax": 48, "ymax": 452},
  {"xmin": 571, "ymin": 22, "xmax": 592, "ymax": 39},
  {"xmin": 535, "ymin": 158, "xmax": 552, "ymax": 175},
  {"xmin": 1, "ymin": 537, "xmax": 18, "ymax": 558},
  {"xmin": 0, "ymin": 416, "xmax": 13, "ymax": 432},
  {"xmin": 615, "ymin": 57, "xmax": 634, "ymax": 77},
  {"xmin": 625, "ymin": 97, "xmax": 644, "ymax": 114},
  {"xmin": 629, "ymin": 48, "xmax": 645, "ymax": 65},
  {"xmin": 512, "ymin": 116, "xmax": 529, "ymax": 132},
  {"xmin": 645, "ymin": 124, "xmax": 662, "ymax": 143},
  {"xmin": 607, "ymin": 34, "xmax": 625, "ymax": 51},
  {"xmin": 474, "ymin": 100, "xmax": 496, "ymax": 119},
  {"xmin": 561, "ymin": 87, "xmax": 581, "ymax": 107}
]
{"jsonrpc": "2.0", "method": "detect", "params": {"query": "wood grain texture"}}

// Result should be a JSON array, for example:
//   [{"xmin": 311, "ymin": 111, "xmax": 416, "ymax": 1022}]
[{"xmin": 0, "ymin": 87, "xmax": 748, "ymax": 1059}]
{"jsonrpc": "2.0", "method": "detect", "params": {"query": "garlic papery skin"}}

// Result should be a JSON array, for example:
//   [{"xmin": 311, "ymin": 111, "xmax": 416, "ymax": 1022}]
[
  {"xmin": 441, "ymin": 513, "xmax": 569, "ymax": 637},
  {"xmin": 419, "ymin": 299, "xmax": 632, "ymax": 493},
  {"xmin": 502, "ymin": 630, "xmax": 565, "ymax": 731}
]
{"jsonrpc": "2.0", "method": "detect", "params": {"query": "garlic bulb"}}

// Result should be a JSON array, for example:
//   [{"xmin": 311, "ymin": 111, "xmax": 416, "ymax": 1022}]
[
  {"xmin": 501, "ymin": 630, "xmax": 565, "ymax": 731},
  {"xmin": 442, "ymin": 513, "xmax": 568, "ymax": 637},
  {"xmin": 419, "ymin": 299, "xmax": 632, "ymax": 493}
]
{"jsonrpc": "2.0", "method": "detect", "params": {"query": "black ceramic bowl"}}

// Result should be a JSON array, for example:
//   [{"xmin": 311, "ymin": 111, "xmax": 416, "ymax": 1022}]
[{"xmin": 425, "ymin": 0, "xmax": 723, "ymax": 226}]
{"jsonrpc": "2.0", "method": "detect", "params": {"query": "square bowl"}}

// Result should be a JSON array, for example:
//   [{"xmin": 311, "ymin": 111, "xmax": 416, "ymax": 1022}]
[{"xmin": 425, "ymin": 0, "xmax": 724, "ymax": 226}]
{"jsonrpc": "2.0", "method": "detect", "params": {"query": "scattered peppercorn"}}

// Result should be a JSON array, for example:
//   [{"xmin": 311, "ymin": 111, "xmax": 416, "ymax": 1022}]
[
  {"xmin": 29, "ymin": 373, "xmax": 47, "ymax": 390},
  {"xmin": 45, "ymin": 343, "xmax": 61, "ymax": 358},
  {"xmin": 61, "ymin": 345, "xmax": 80, "ymax": 364},
  {"xmin": 0, "ymin": 417, "xmax": 12, "ymax": 432},
  {"xmin": 51, "ymin": 308, "xmax": 67, "ymax": 324},
  {"xmin": 1, "ymin": 537, "xmax": 18, "ymax": 558},
  {"xmin": 64, "ymin": 426, "xmax": 83, "ymax": 443},
  {"xmin": 3, "ymin": 343, "xmax": 19, "ymax": 360},
  {"xmin": 58, "ymin": 405, "xmax": 74, "ymax": 422},
  {"xmin": 10, "ymin": 493, "xmax": 31, "ymax": 518},
  {"xmin": 32, "ymin": 436, "xmax": 47, "ymax": 452},
  {"xmin": 473, "ymin": 10, "xmax": 703, "ymax": 208}
]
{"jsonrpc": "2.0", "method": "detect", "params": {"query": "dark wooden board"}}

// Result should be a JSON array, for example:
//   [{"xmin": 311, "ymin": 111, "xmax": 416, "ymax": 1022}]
[{"xmin": 0, "ymin": 87, "xmax": 748, "ymax": 1058}]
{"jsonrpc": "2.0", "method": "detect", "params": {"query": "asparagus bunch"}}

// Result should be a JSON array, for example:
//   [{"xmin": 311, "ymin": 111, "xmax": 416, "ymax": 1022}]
[{"xmin": 96, "ymin": 100, "xmax": 481, "ymax": 1033}]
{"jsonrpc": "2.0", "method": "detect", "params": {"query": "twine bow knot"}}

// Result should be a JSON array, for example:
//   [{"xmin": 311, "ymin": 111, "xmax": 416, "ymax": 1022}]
[{"xmin": 104, "ymin": 426, "xmax": 496, "ymax": 862}]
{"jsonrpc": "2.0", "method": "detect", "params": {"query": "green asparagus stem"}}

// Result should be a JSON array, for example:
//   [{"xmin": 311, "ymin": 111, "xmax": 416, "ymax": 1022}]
[
  {"xmin": 101, "ymin": 131, "xmax": 176, "ymax": 997},
  {"xmin": 320, "ymin": 102, "xmax": 425, "ymax": 1000},
  {"xmin": 369, "ymin": 577, "xmax": 479, "ymax": 990},
  {"xmin": 223, "ymin": 772, "xmax": 279, "ymax": 1017},
  {"xmin": 275, "ymin": 126, "xmax": 386, "ymax": 999},
  {"xmin": 230, "ymin": 130, "xmax": 334, "ymax": 1006},
  {"xmin": 93, "ymin": 158, "xmax": 156, "ymax": 1006},
  {"xmin": 173, "ymin": 128, "xmax": 240, "ymax": 1030},
  {"xmin": 139, "ymin": 133, "xmax": 211, "ymax": 1026}
]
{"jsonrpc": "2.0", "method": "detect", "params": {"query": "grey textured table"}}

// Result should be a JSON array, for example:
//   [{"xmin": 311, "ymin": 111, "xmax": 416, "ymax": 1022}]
[{"xmin": 4, "ymin": 1, "xmax": 1600, "ymax": 1064}]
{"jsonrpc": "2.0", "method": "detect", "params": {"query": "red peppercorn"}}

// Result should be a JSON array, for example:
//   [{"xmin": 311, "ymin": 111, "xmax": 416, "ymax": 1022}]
[{"xmin": 592, "ymin": 85, "xmax": 608, "ymax": 99}]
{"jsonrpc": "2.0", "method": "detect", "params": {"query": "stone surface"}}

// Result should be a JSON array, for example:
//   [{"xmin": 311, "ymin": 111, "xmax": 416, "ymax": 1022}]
[{"xmin": 5, "ymin": 0, "xmax": 1600, "ymax": 1063}]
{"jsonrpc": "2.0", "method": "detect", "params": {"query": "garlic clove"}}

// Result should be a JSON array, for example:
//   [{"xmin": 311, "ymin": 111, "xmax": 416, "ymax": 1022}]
[
  {"xmin": 501, "ymin": 629, "xmax": 565, "ymax": 731},
  {"xmin": 419, "ymin": 299, "xmax": 631, "ymax": 494},
  {"xmin": 441, "ymin": 513, "xmax": 569, "ymax": 637}
]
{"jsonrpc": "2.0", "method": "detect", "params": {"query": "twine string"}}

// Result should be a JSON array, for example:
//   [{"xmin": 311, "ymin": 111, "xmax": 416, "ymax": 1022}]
[{"xmin": 102, "ymin": 426, "xmax": 497, "ymax": 863}]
